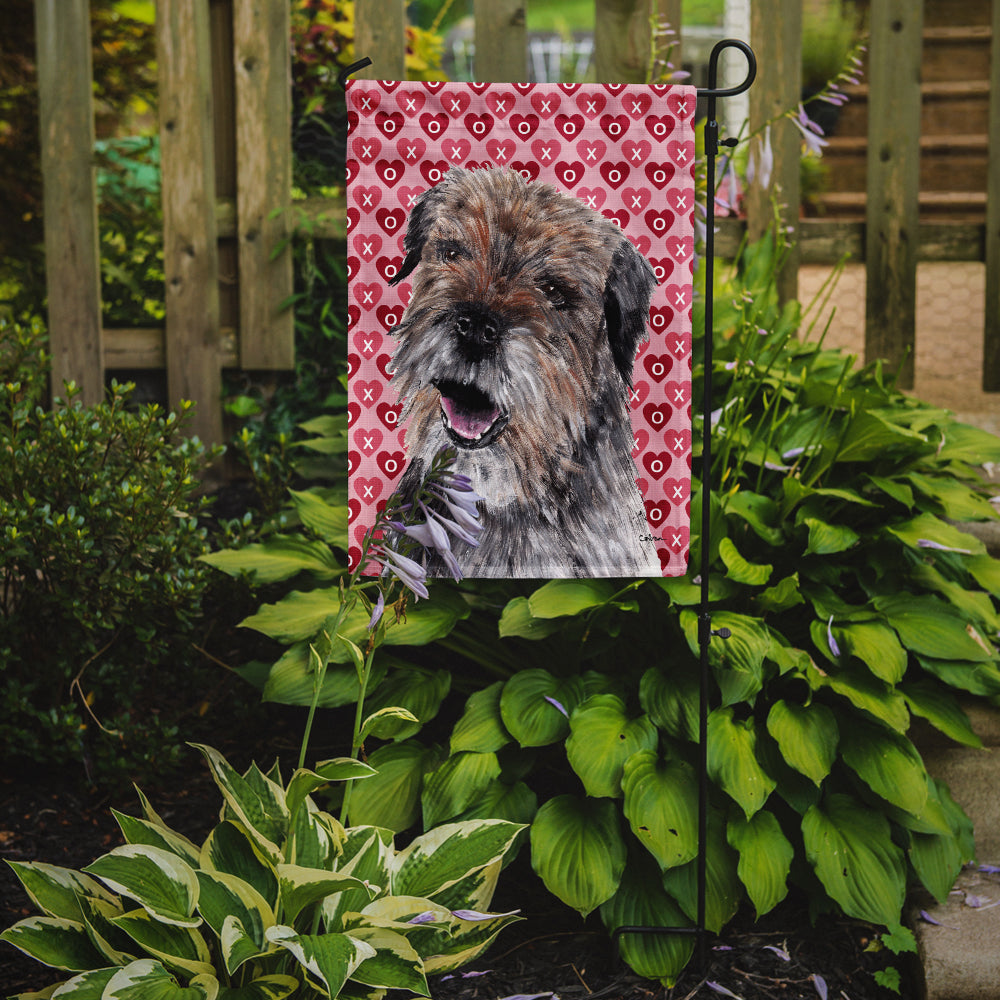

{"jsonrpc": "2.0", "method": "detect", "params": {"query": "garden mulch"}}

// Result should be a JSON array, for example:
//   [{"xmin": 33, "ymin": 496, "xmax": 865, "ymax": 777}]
[{"xmin": 1, "ymin": 739, "xmax": 911, "ymax": 1000}]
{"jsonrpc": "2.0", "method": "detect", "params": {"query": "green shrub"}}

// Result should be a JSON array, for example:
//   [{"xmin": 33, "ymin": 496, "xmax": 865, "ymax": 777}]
[
  {"xmin": 1, "ymin": 743, "xmax": 524, "ymax": 998},
  {"xmin": 0, "ymin": 317, "xmax": 220, "ymax": 783}
]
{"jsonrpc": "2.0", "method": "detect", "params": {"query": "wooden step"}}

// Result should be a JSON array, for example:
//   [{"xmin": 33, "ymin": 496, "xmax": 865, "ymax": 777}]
[
  {"xmin": 922, "ymin": 25, "xmax": 993, "ymax": 83},
  {"xmin": 813, "ymin": 190, "xmax": 987, "ymax": 222},
  {"xmin": 822, "ymin": 134, "xmax": 989, "ymax": 193}
]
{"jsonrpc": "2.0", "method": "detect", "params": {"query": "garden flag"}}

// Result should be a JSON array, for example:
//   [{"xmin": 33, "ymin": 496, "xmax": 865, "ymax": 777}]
[{"xmin": 346, "ymin": 80, "xmax": 696, "ymax": 579}]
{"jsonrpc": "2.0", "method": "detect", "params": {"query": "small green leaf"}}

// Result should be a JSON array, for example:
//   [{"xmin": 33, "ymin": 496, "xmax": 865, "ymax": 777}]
[
  {"xmin": 276, "ymin": 865, "xmax": 373, "ymax": 925},
  {"xmin": 288, "ymin": 489, "xmax": 348, "ymax": 547},
  {"xmin": 765, "ymin": 701, "xmax": 838, "ymax": 786},
  {"xmin": 200, "ymin": 536, "xmax": 340, "ymax": 584},
  {"xmin": 901, "ymin": 680, "xmax": 982, "ymax": 748},
  {"xmin": 718, "ymin": 537, "xmax": 772, "ymax": 585},
  {"xmin": 347, "ymin": 740, "xmax": 441, "ymax": 832},
  {"xmin": 839, "ymin": 718, "xmax": 929, "ymax": 817},
  {"xmin": 362, "ymin": 667, "xmax": 451, "ymax": 740},
  {"xmin": 727, "ymin": 811, "xmax": 793, "ymax": 917},
  {"xmin": 526, "ymin": 579, "xmax": 617, "ymax": 618},
  {"xmin": 803, "ymin": 517, "xmax": 859, "ymax": 556},
  {"xmin": 421, "ymin": 751, "xmax": 502, "ymax": 829},
  {"xmin": 450, "ymin": 682, "xmax": 511, "ymax": 754},
  {"xmin": 639, "ymin": 664, "xmax": 699, "ymax": 742},
  {"xmin": 497, "ymin": 597, "xmax": 564, "ymax": 639},
  {"xmin": 707, "ymin": 708, "xmax": 776, "ymax": 818}
]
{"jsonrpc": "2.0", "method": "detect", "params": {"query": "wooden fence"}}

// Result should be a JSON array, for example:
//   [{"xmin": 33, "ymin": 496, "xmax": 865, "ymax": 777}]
[{"xmin": 33, "ymin": 0, "xmax": 1000, "ymax": 445}]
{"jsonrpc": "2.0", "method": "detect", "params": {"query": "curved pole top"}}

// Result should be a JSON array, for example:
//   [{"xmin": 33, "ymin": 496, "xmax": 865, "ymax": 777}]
[{"xmin": 697, "ymin": 39, "xmax": 756, "ymax": 99}]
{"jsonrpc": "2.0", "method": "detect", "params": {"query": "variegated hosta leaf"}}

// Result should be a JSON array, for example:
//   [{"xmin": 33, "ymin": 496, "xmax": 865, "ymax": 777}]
[
  {"xmin": 345, "ymin": 926, "xmax": 429, "ymax": 995},
  {"xmin": 83, "ymin": 846, "xmax": 200, "ymax": 928},
  {"xmin": 288, "ymin": 802, "xmax": 343, "ymax": 870},
  {"xmin": 277, "ymin": 864, "xmax": 376, "ymax": 925},
  {"xmin": 46, "ymin": 966, "xmax": 118, "ymax": 997},
  {"xmin": 391, "ymin": 820, "xmax": 524, "ymax": 901},
  {"xmin": 420, "ymin": 907, "xmax": 523, "ymax": 975},
  {"xmin": 110, "ymin": 908, "xmax": 214, "ymax": 979},
  {"xmin": 565, "ymin": 695, "xmax": 658, "ymax": 798},
  {"xmin": 529, "ymin": 795, "xmax": 626, "ymax": 917},
  {"xmin": 323, "ymin": 829, "xmax": 393, "ymax": 931},
  {"xmin": 450, "ymin": 681, "xmax": 511, "ymax": 754},
  {"xmin": 706, "ymin": 707, "xmax": 776, "ymax": 818},
  {"xmin": 265, "ymin": 925, "xmax": 376, "ymax": 998},
  {"xmin": 102, "ymin": 958, "xmax": 218, "ymax": 999},
  {"xmin": 600, "ymin": 853, "xmax": 694, "ymax": 987},
  {"xmin": 0, "ymin": 916, "xmax": 107, "ymax": 972},
  {"xmin": 285, "ymin": 760, "xmax": 376, "ymax": 823},
  {"xmin": 77, "ymin": 894, "xmax": 135, "ymax": 966},
  {"xmin": 4, "ymin": 861, "xmax": 117, "ymax": 922},
  {"xmin": 727, "ymin": 810, "xmax": 793, "ymax": 917},
  {"xmin": 214, "ymin": 974, "xmax": 299, "ymax": 1000},
  {"xmin": 195, "ymin": 871, "xmax": 274, "ymax": 974},
  {"xmin": 621, "ymin": 751, "xmax": 699, "ymax": 871},
  {"xmin": 112, "ymin": 810, "xmax": 202, "ymax": 868},
  {"xmin": 802, "ymin": 793, "xmax": 906, "ymax": 926},
  {"xmin": 765, "ymin": 700, "xmax": 838, "ymax": 786},
  {"xmin": 200, "ymin": 822, "xmax": 278, "ymax": 910}
]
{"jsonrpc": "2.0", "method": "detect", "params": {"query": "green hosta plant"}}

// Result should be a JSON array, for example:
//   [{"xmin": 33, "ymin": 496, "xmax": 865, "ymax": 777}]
[{"xmin": 1, "ymin": 744, "xmax": 523, "ymax": 999}]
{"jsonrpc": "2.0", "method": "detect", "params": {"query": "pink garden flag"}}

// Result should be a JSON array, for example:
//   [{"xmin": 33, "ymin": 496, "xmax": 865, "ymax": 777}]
[{"xmin": 346, "ymin": 80, "xmax": 696, "ymax": 579}]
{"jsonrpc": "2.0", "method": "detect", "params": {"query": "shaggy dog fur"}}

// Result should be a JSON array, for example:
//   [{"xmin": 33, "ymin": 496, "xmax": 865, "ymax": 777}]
[{"xmin": 388, "ymin": 166, "xmax": 661, "ymax": 578}]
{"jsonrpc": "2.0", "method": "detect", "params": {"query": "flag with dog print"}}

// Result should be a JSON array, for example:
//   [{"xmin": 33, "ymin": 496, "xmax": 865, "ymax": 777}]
[{"xmin": 347, "ymin": 80, "xmax": 696, "ymax": 579}]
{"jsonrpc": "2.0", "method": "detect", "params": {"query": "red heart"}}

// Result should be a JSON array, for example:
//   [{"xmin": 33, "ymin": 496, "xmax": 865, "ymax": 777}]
[
  {"xmin": 663, "ymin": 477, "xmax": 689, "ymax": 505},
  {"xmin": 554, "ymin": 160, "xmax": 585, "ymax": 188},
  {"xmin": 557, "ymin": 83, "xmax": 578, "ymax": 95},
  {"xmin": 376, "ymin": 449, "xmax": 406, "ymax": 478},
  {"xmin": 468, "ymin": 81, "xmax": 489, "ymax": 95},
  {"xmin": 645, "ymin": 208, "xmax": 676, "ymax": 238},
  {"xmin": 622, "ymin": 186, "xmax": 652, "ymax": 214},
  {"xmin": 643, "ymin": 401, "xmax": 673, "ymax": 433},
  {"xmin": 352, "ymin": 232, "xmax": 382, "ymax": 260},
  {"xmin": 375, "ymin": 158, "xmax": 405, "ymax": 188},
  {"xmin": 395, "ymin": 90, "xmax": 426, "ymax": 115},
  {"xmin": 668, "ymin": 526, "xmax": 689, "ymax": 552},
  {"xmin": 668, "ymin": 139, "xmax": 695, "ymax": 167},
  {"xmin": 419, "ymin": 111, "xmax": 450, "ymax": 138},
  {"xmin": 354, "ymin": 282, "xmax": 382, "ymax": 309},
  {"xmin": 464, "ymin": 112, "xmax": 494, "ymax": 139},
  {"xmin": 354, "ymin": 379, "xmax": 383, "ymax": 408},
  {"xmin": 378, "ymin": 80, "xmax": 400, "ymax": 93},
  {"xmin": 642, "ymin": 451, "xmax": 671, "ymax": 480},
  {"xmin": 351, "ymin": 89, "xmax": 381, "ymax": 115},
  {"xmin": 599, "ymin": 113, "xmax": 630, "ymax": 141},
  {"xmin": 397, "ymin": 185, "xmax": 423, "ymax": 211},
  {"xmin": 648, "ymin": 305, "xmax": 675, "ymax": 335},
  {"xmin": 576, "ymin": 187, "xmax": 606, "ymax": 211},
  {"xmin": 632, "ymin": 428, "xmax": 649, "ymax": 456},
  {"xmin": 348, "ymin": 546, "xmax": 363, "ymax": 573},
  {"xmin": 443, "ymin": 138, "xmax": 471, "ymax": 164},
  {"xmin": 348, "ymin": 304, "xmax": 360, "ymax": 329},
  {"xmin": 624, "ymin": 92, "xmax": 652, "ymax": 118},
  {"xmin": 376, "ymin": 207, "xmax": 406, "ymax": 236},
  {"xmin": 622, "ymin": 139, "xmax": 652, "ymax": 165},
  {"xmin": 644, "ymin": 115, "xmax": 675, "ymax": 141},
  {"xmin": 347, "ymin": 352, "xmax": 360, "ymax": 378},
  {"xmin": 511, "ymin": 160, "xmax": 541, "ymax": 183},
  {"xmin": 375, "ymin": 353, "xmax": 396, "ymax": 380},
  {"xmin": 353, "ymin": 330, "xmax": 383, "ymax": 357},
  {"xmin": 666, "ymin": 235, "xmax": 693, "ymax": 264},
  {"xmin": 377, "ymin": 401, "xmax": 403, "ymax": 431},
  {"xmin": 664, "ymin": 380, "xmax": 689, "ymax": 411},
  {"xmin": 629, "ymin": 379, "xmax": 650, "ymax": 407},
  {"xmin": 666, "ymin": 431, "xmax": 691, "ymax": 462},
  {"xmin": 352, "ymin": 185, "xmax": 382, "ymax": 212},
  {"xmin": 596, "ymin": 161, "xmax": 627, "ymax": 190},
  {"xmin": 396, "ymin": 135, "xmax": 427, "ymax": 165},
  {"xmin": 346, "ymin": 207, "xmax": 360, "ymax": 232},
  {"xmin": 530, "ymin": 138, "xmax": 561, "ymax": 165},
  {"xmin": 643, "ymin": 353, "xmax": 673, "ymax": 381},
  {"xmin": 485, "ymin": 90, "xmax": 516, "ymax": 118},
  {"xmin": 354, "ymin": 473, "xmax": 381, "ymax": 503},
  {"xmin": 602, "ymin": 83, "xmax": 627, "ymax": 94},
  {"xmin": 667, "ymin": 187, "xmax": 692, "ymax": 215},
  {"xmin": 419, "ymin": 159, "xmax": 450, "ymax": 187},
  {"xmin": 663, "ymin": 283, "xmax": 690, "ymax": 312},
  {"xmin": 375, "ymin": 110, "xmax": 404, "ymax": 139},
  {"xmin": 554, "ymin": 113, "xmax": 585, "ymax": 140},
  {"xmin": 422, "ymin": 80, "xmax": 445, "ymax": 92},
  {"xmin": 509, "ymin": 113, "xmax": 540, "ymax": 140},
  {"xmin": 644, "ymin": 161, "xmax": 676, "ymax": 189},
  {"xmin": 442, "ymin": 90, "xmax": 471, "ymax": 115},
  {"xmin": 576, "ymin": 91, "xmax": 606, "ymax": 118},
  {"xmin": 347, "ymin": 449, "xmax": 360, "ymax": 474},
  {"xmin": 647, "ymin": 257, "xmax": 673, "ymax": 283},
  {"xmin": 376, "ymin": 304, "xmax": 404, "ymax": 330},
  {"xmin": 353, "ymin": 426, "xmax": 383, "ymax": 454},
  {"xmin": 376, "ymin": 256, "xmax": 402, "ymax": 283},
  {"xmin": 346, "ymin": 256, "xmax": 359, "ymax": 281},
  {"xmin": 643, "ymin": 497, "xmax": 671, "ymax": 527},
  {"xmin": 513, "ymin": 82, "xmax": 535, "ymax": 94},
  {"xmin": 530, "ymin": 91, "xmax": 560, "ymax": 118},
  {"xmin": 602, "ymin": 208, "xmax": 630, "ymax": 230},
  {"xmin": 631, "ymin": 234, "xmax": 651, "ymax": 256},
  {"xmin": 486, "ymin": 138, "xmax": 517, "ymax": 165},
  {"xmin": 348, "ymin": 497, "xmax": 361, "ymax": 523}
]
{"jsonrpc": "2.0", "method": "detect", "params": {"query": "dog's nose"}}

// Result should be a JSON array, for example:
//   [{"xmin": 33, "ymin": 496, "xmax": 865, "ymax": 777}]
[{"xmin": 453, "ymin": 306, "xmax": 501, "ymax": 353}]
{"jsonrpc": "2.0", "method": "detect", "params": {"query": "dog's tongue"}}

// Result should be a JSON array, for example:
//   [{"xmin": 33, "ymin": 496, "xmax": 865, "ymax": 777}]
[{"xmin": 440, "ymin": 393, "xmax": 501, "ymax": 440}]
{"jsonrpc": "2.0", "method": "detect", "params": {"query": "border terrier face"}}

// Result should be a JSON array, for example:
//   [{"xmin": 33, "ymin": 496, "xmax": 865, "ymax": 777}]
[{"xmin": 389, "ymin": 167, "xmax": 656, "ymax": 512}]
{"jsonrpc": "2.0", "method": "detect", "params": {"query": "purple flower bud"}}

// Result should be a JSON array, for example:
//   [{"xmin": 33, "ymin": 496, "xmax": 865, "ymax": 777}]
[
  {"xmin": 407, "ymin": 911, "xmax": 437, "ymax": 925},
  {"xmin": 544, "ymin": 695, "xmax": 569, "ymax": 717},
  {"xmin": 827, "ymin": 616, "xmax": 841, "ymax": 658},
  {"xmin": 367, "ymin": 590, "xmax": 385, "ymax": 631}
]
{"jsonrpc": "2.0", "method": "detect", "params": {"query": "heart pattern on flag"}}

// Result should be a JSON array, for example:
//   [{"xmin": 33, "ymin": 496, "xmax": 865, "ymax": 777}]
[{"xmin": 346, "ymin": 80, "xmax": 697, "ymax": 577}]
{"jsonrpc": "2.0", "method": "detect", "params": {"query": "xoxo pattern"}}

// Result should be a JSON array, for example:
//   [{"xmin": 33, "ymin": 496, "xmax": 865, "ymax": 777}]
[{"xmin": 347, "ymin": 80, "xmax": 697, "ymax": 576}]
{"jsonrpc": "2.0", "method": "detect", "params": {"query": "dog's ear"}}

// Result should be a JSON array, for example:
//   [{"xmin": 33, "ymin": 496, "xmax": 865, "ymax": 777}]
[
  {"xmin": 603, "ymin": 239, "xmax": 657, "ymax": 387},
  {"xmin": 389, "ymin": 170, "xmax": 463, "ymax": 286}
]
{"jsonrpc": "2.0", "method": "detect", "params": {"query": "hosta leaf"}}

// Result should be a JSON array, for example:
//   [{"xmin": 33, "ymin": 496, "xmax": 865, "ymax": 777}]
[
  {"xmin": 707, "ymin": 708, "xmax": 776, "ymax": 818},
  {"xmin": 288, "ymin": 489, "xmax": 349, "ymax": 547},
  {"xmin": 362, "ymin": 667, "xmax": 451, "ymax": 740},
  {"xmin": 111, "ymin": 909, "xmax": 214, "ymax": 978},
  {"xmin": 285, "ymin": 759, "xmax": 376, "ymax": 822},
  {"xmin": 195, "ymin": 871, "xmax": 273, "ymax": 973},
  {"xmin": 346, "ymin": 926, "xmax": 428, "ymax": 994},
  {"xmin": 360, "ymin": 706, "xmax": 421, "ymax": 742},
  {"xmin": 967, "ymin": 553, "xmax": 1000, "ymax": 597},
  {"xmin": 46, "ymin": 967, "xmax": 118, "ymax": 998},
  {"xmin": 0, "ymin": 917, "xmax": 106, "ymax": 971},
  {"xmin": 834, "ymin": 410, "xmax": 927, "ymax": 463},
  {"xmin": 499, "ymin": 670, "xmax": 585, "ymax": 747},
  {"xmin": 805, "ymin": 660, "xmax": 910, "ymax": 732},
  {"xmin": 639, "ymin": 664, "xmax": 699, "ymax": 743},
  {"xmin": 909, "ymin": 828, "xmax": 965, "ymax": 905},
  {"xmin": 450, "ymin": 682, "xmax": 511, "ymax": 754},
  {"xmin": 83, "ymin": 846, "xmax": 200, "ymax": 928},
  {"xmin": 765, "ymin": 700, "xmax": 838, "ymax": 786},
  {"xmin": 681, "ymin": 610, "xmax": 770, "ymax": 706},
  {"xmin": 103, "ymin": 959, "xmax": 218, "ymax": 1000},
  {"xmin": 265, "ymin": 926, "xmax": 375, "ymax": 997},
  {"xmin": 276, "ymin": 865, "xmax": 374, "ymax": 925},
  {"xmin": 76, "ymin": 894, "xmax": 138, "ymax": 967},
  {"xmin": 529, "ymin": 795, "xmax": 626, "ymax": 917},
  {"xmin": 322, "ymin": 829, "xmax": 393, "ymax": 931},
  {"xmin": 724, "ymin": 490, "xmax": 784, "ymax": 546},
  {"xmin": 5, "ymin": 862, "xmax": 117, "ymax": 923},
  {"xmin": 599, "ymin": 852, "xmax": 694, "ymax": 987},
  {"xmin": 802, "ymin": 794, "xmax": 906, "ymax": 926},
  {"xmin": 756, "ymin": 573, "xmax": 804, "ymax": 614},
  {"xmin": 803, "ymin": 517, "xmax": 859, "ymax": 556},
  {"xmin": 260, "ymin": 643, "xmax": 387, "ymax": 709},
  {"xmin": 907, "ymin": 472, "xmax": 998, "ymax": 521},
  {"xmin": 885, "ymin": 512, "xmax": 985, "ymax": 557},
  {"xmin": 566, "ymin": 695, "xmax": 658, "ymax": 798},
  {"xmin": 497, "ymin": 597, "xmax": 564, "ymax": 640},
  {"xmin": 661, "ymin": 811, "xmax": 741, "ymax": 933},
  {"xmin": 718, "ymin": 537, "xmax": 772, "ymax": 586},
  {"xmin": 453, "ymin": 779, "xmax": 538, "ymax": 827},
  {"xmin": 393, "ymin": 820, "xmax": 524, "ymax": 900},
  {"xmin": 526, "ymin": 579, "xmax": 617, "ymax": 618},
  {"xmin": 347, "ymin": 740, "xmax": 442, "ymax": 832},
  {"xmin": 935, "ymin": 421, "xmax": 1000, "ymax": 464},
  {"xmin": 200, "ymin": 535, "xmax": 340, "ymax": 583},
  {"xmin": 727, "ymin": 811, "xmax": 793, "ymax": 917},
  {"xmin": 216, "ymin": 975, "xmax": 299, "ymax": 1000},
  {"xmin": 199, "ymin": 822, "xmax": 278, "ymax": 909},
  {"xmin": 839, "ymin": 718, "xmax": 928, "ymax": 817},
  {"xmin": 621, "ymin": 751, "xmax": 699, "ymax": 870},
  {"xmin": 833, "ymin": 621, "xmax": 907, "ymax": 684},
  {"xmin": 916, "ymin": 655, "xmax": 1000, "ymax": 697},
  {"xmin": 112, "ymin": 812, "xmax": 201, "ymax": 868},
  {"xmin": 874, "ymin": 594, "xmax": 995, "ymax": 662},
  {"xmin": 901, "ymin": 680, "xmax": 982, "ymax": 748},
  {"xmin": 421, "ymin": 751, "xmax": 502, "ymax": 828}
]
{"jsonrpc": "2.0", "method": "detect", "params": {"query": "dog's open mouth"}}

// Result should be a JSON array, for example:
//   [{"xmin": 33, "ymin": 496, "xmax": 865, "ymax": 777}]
[{"xmin": 435, "ymin": 379, "xmax": 509, "ymax": 449}]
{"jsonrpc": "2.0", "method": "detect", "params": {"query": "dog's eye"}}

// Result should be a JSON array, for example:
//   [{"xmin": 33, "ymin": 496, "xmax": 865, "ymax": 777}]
[
  {"xmin": 538, "ymin": 279, "xmax": 572, "ymax": 309},
  {"xmin": 437, "ymin": 240, "xmax": 468, "ymax": 263}
]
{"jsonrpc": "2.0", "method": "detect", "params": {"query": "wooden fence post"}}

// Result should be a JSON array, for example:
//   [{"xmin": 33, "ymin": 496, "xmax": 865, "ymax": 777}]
[
  {"xmin": 594, "ymin": 0, "xmax": 656, "ymax": 83},
  {"xmin": 746, "ymin": 0, "xmax": 801, "ymax": 306},
  {"xmin": 34, "ymin": 0, "xmax": 104, "ymax": 405},
  {"xmin": 354, "ymin": 0, "xmax": 406, "ymax": 80},
  {"xmin": 474, "ymin": 0, "xmax": 527, "ymax": 81},
  {"xmin": 157, "ymin": 0, "xmax": 223, "ymax": 445},
  {"xmin": 864, "ymin": 0, "xmax": 923, "ymax": 389},
  {"xmin": 233, "ymin": 0, "xmax": 294, "ymax": 370},
  {"xmin": 983, "ymin": 0, "xmax": 1000, "ymax": 390}
]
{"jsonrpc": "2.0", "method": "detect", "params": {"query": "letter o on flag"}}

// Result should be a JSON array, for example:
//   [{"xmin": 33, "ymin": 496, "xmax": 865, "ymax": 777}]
[
  {"xmin": 649, "ymin": 457, "xmax": 664, "ymax": 475},
  {"xmin": 383, "ymin": 165, "xmax": 398, "ymax": 183}
]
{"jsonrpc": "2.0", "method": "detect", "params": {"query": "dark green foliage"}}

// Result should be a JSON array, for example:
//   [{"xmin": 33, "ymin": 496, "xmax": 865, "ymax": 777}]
[{"xmin": 0, "ymin": 317, "xmax": 220, "ymax": 783}]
